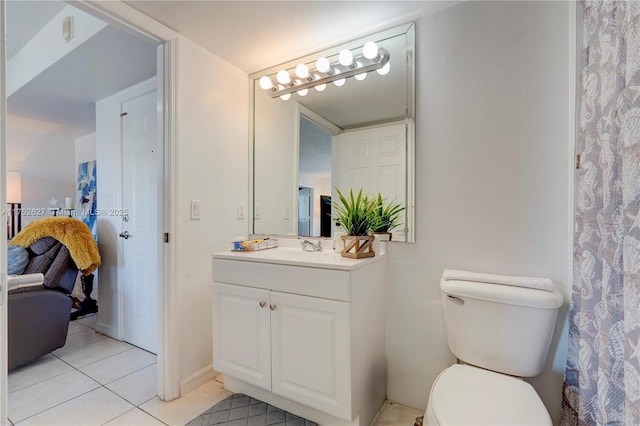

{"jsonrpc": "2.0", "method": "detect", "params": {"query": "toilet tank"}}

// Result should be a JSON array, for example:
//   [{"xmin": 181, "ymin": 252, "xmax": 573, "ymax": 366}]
[{"xmin": 440, "ymin": 270, "xmax": 563, "ymax": 377}]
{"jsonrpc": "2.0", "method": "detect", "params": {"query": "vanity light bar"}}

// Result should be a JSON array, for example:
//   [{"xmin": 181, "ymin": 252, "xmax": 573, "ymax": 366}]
[{"xmin": 259, "ymin": 43, "xmax": 390, "ymax": 100}]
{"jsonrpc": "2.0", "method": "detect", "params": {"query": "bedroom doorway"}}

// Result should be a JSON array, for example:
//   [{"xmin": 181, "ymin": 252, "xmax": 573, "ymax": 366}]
[{"xmin": 2, "ymin": 3, "xmax": 179, "ymax": 421}]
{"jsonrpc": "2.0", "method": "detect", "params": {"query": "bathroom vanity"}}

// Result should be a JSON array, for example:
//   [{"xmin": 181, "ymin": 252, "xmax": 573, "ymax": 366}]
[{"xmin": 212, "ymin": 245, "xmax": 386, "ymax": 426}]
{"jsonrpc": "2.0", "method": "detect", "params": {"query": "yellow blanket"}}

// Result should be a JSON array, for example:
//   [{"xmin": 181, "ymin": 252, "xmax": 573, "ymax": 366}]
[{"xmin": 10, "ymin": 217, "xmax": 101, "ymax": 275}]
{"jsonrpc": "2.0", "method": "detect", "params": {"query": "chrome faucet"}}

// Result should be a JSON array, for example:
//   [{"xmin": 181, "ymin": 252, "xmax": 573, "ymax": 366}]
[{"xmin": 301, "ymin": 239, "xmax": 323, "ymax": 252}]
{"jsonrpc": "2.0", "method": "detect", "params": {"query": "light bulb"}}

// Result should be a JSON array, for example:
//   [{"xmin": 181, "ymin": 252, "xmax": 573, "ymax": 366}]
[
  {"xmin": 363, "ymin": 41, "xmax": 379, "ymax": 60},
  {"xmin": 295, "ymin": 63, "xmax": 309, "ymax": 79},
  {"xmin": 277, "ymin": 70, "xmax": 290, "ymax": 85},
  {"xmin": 338, "ymin": 49, "xmax": 353, "ymax": 66},
  {"xmin": 376, "ymin": 62, "xmax": 390, "ymax": 76},
  {"xmin": 334, "ymin": 75, "xmax": 346, "ymax": 87},
  {"xmin": 280, "ymin": 93, "xmax": 291, "ymax": 101},
  {"xmin": 315, "ymin": 83, "xmax": 327, "ymax": 92},
  {"xmin": 316, "ymin": 57, "xmax": 331, "ymax": 73},
  {"xmin": 297, "ymin": 88, "xmax": 308, "ymax": 96},
  {"xmin": 259, "ymin": 76, "xmax": 273, "ymax": 90},
  {"xmin": 353, "ymin": 62, "xmax": 366, "ymax": 81}
]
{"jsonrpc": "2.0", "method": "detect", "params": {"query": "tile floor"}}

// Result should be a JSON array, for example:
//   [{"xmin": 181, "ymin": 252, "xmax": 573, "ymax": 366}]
[{"xmin": 8, "ymin": 315, "xmax": 421, "ymax": 425}]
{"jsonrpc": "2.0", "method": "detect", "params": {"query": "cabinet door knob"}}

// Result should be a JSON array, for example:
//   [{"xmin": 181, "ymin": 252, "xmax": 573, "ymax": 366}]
[
  {"xmin": 259, "ymin": 301, "xmax": 266, "ymax": 308},
  {"xmin": 270, "ymin": 304, "xmax": 276, "ymax": 310}
]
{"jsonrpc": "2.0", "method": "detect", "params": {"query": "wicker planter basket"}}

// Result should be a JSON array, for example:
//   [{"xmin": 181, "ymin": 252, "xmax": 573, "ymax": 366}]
[{"xmin": 341, "ymin": 234, "xmax": 375, "ymax": 258}]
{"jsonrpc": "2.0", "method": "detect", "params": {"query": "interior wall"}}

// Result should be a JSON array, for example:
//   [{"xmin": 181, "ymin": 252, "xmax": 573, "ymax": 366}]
[
  {"xmin": 6, "ymin": 115, "xmax": 76, "ymax": 227},
  {"xmin": 384, "ymin": 1, "xmax": 572, "ymax": 423},
  {"xmin": 175, "ymin": 36, "xmax": 249, "ymax": 393},
  {"xmin": 75, "ymin": 132, "xmax": 96, "ymax": 167}
]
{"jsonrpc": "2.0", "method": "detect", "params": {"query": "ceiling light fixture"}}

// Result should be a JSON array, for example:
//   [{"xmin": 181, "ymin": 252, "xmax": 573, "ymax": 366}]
[{"xmin": 259, "ymin": 42, "xmax": 390, "ymax": 100}]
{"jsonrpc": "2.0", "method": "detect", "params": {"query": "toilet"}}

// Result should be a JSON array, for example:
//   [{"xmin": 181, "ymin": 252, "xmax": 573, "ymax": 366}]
[{"xmin": 425, "ymin": 269, "xmax": 563, "ymax": 425}]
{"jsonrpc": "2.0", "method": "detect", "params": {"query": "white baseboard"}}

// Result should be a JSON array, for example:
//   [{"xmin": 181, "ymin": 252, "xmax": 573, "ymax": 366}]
[
  {"xmin": 180, "ymin": 364, "xmax": 218, "ymax": 396},
  {"xmin": 94, "ymin": 321, "xmax": 118, "ymax": 339}
]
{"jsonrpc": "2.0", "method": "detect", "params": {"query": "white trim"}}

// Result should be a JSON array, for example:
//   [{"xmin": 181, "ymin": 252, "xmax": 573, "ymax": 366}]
[
  {"xmin": 297, "ymin": 104, "xmax": 342, "ymax": 136},
  {"xmin": 179, "ymin": 364, "xmax": 217, "ymax": 396},
  {"xmin": 76, "ymin": 0, "xmax": 180, "ymax": 401},
  {"xmin": 0, "ymin": 0, "xmax": 8, "ymax": 421},
  {"xmin": 159, "ymin": 38, "xmax": 181, "ymax": 402},
  {"xmin": 73, "ymin": 1, "xmax": 178, "ymax": 43},
  {"xmin": 94, "ymin": 321, "xmax": 119, "ymax": 339}
]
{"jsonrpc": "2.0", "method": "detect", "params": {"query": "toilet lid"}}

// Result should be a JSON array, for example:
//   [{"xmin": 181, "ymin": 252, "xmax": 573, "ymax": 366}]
[{"xmin": 430, "ymin": 364, "xmax": 551, "ymax": 425}]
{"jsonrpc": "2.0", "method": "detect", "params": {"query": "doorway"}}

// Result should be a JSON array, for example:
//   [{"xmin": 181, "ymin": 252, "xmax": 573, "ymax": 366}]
[
  {"xmin": 3, "ymin": 2, "xmax": 177, "ymax": 422},
  {"xmin": 297, "ymin": 115, "xmax": 334, "ymax": 238},
  {"xmin": 298, "ymin": 186, "xmax": 313, "ymax": 237}
]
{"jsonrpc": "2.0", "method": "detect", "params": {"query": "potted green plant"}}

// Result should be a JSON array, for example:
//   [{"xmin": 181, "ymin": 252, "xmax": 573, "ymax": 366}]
[
  {"xmin": 370, "ymin": 193, "xmax": 405, "ymax": 242},
  {"xmin": 333, "ymin": 188, "xmax": 377, "ymax": 258}
]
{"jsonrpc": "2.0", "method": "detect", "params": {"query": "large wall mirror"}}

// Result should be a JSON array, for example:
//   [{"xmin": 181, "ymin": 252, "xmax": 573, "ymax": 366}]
[{"xmin": 250, "ymin": 22, "xmax": 415, "ymax": 242}]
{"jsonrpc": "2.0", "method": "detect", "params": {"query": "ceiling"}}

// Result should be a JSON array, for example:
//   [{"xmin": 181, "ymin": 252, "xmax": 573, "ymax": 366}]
[
  {"xmin": 124, "ymin": 1, "xmax": 454, "ymax": 73},
  {"xmin": 6, "ymin": 1, "xmax": 66, "ymax": 60},
  {"xmin": 5, "ymin": 1, "xmax": 456, "ymax": 137},
  {"xmin": 8, "ymin": 25, "xmax": 158, "ymax": 136},
  {"xmin": 6, "ymin": 1, "xmax": 158, "ymax": 136}
]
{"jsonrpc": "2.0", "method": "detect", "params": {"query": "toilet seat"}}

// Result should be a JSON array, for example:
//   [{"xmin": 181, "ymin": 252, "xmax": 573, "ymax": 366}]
[{"xmin": 426, "ymin": 364, "xmax": 551, "ymax": 425}]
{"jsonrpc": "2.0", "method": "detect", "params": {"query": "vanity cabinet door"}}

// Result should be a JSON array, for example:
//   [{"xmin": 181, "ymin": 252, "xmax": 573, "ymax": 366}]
[
  {"xmin": 213, "ymin": 283, "xmax": 271, "ymax": 391},
  {"xmin": 270, "ymin": 291, "xmax": 351, "ymax": 420}
]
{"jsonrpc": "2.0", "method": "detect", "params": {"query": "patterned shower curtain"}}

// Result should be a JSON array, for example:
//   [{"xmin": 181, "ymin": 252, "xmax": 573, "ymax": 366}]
[{"xmin": 562, "ymin": 1, "xmax": 640, "ymax": 424}]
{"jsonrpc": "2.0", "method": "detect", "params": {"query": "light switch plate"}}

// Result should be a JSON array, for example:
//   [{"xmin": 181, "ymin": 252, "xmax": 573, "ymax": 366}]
[
  {"xmin": 190, "ymin": 200, "xmax": 202, "ymax": 220},
  {"xmin": 237, "ymin": 202, "xmax": 246, "ymax": 219}
]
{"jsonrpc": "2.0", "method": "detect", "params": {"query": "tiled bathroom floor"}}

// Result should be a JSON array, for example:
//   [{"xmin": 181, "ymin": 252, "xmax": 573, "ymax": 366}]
[{"xmin": 8, "ymin": 315, "xmax": 421, "ymax": 425}]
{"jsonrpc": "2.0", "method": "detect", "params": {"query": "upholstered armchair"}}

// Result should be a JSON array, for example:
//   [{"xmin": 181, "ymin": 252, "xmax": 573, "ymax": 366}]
[
  {"xmin": 8, "ymin": 237, "xmax": 79, "ymax": 370},
  {"xmin": 8, "ymin": 218, "xmax": 101, "ymax": 370}
]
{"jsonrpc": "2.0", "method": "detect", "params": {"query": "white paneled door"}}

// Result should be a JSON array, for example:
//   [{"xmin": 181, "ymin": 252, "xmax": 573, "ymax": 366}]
[
  {"xmin": 121, "ymin": 91, "xmax": 158, "ymax": 354},
  {"xmin": 334, "ymin": 122, "xmax": 407, "ymax": 241}
]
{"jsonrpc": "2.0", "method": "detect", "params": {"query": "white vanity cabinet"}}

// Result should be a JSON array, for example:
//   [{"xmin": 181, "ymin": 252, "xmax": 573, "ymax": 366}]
[{"xmin": 212, "ymin": 249, "xmax": 386, "ymax": 426}]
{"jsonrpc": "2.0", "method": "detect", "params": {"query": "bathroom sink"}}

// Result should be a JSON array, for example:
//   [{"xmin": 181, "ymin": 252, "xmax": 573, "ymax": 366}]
[
  {"xmin": 215, "ymin": 246, "xmax": 381, "ymax": 270},
  {"xmin": 250, "ymin": 248, "xmax": 342, "ymax": 263}
]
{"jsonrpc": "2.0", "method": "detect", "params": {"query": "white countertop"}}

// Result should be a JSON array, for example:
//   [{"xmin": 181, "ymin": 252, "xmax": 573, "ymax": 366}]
[{"xmin": 213, "ymin": 246, "xmax": 384, "ymax": 271}]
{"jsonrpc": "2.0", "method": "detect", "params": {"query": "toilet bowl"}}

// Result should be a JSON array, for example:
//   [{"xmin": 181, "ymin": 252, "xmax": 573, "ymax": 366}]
[
  {"xmin": 425, "ymin": 364, "xmax": 551, "ymax": 425},
  {"xmin": 424, "ymin": 269, "xmax": 563, "ymax": 426}
]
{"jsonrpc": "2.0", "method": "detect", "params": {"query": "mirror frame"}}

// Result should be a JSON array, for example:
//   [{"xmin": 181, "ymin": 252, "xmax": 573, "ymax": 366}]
[{"xmin": 249, "ymin": 22, "xmax": 415, "ymax": 242}]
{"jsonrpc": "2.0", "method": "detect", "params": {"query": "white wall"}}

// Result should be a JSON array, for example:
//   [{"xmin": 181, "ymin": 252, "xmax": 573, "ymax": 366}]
[
  {"xmin": 384, "ymin": 1, "xmax": 571, "ymax": 423},
  {"xmin": 95, "ymin": 78, "xmax": 156, "ymax": 338},
  {"xmin": 75, "ymin": 132, "xmax": 96, "ymax": 166},
  {"xmin": 175, "ymin": 36, "xmax": 248, "ymax": 392},
  {"xmin": 253, "ymin": 88, "xmax": 297, "ymax": 235},
  {"xmin": 6, "ymin": 115, "xmax": 76, "ymax": 226}
]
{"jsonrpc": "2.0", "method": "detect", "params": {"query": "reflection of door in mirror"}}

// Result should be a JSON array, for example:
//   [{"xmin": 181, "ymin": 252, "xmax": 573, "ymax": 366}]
[
  {"xmin": 298, "ymin": 187, "xmax": 312, "ymax": 236},
  {"xmin": 333, "ymin": 122, "xmax": 408, "ymax": 241},
  {"xmin": 298, "ymin": 115, "xmax": 333, "ymax": 237}
]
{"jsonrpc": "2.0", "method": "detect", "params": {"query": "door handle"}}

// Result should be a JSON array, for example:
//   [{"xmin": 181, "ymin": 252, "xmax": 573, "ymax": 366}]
[{"xmin": 119, "ymin": 231, "xmax": 131, "ymax": 239}]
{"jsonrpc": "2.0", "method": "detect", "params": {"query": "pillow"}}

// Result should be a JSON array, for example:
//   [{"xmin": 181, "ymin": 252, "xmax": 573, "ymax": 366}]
[{"xmin": 8, "ymin": 245, "xmax": 29, "ymax": 275}]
